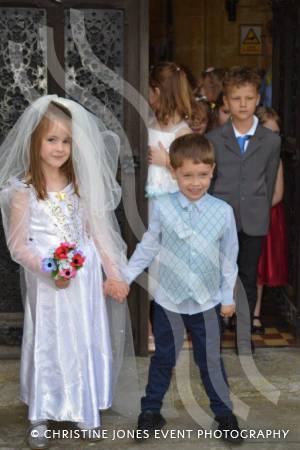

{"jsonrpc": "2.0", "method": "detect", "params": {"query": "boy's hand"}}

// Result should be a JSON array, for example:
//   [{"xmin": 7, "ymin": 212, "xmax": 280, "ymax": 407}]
[
  {"xmin": 220, "ymin": 304, "xmax": 236, "ymax": 318},
  {"xmin": 103, "ymin": 278, "xmax": 129, "ymax": 303},
  {"xmin": 55, "ymin": 278, "xmax": 70, "ymax": 289},
  {"xmin": 148, "ymin": 142, "xmax": 170, "ymax": 168}
]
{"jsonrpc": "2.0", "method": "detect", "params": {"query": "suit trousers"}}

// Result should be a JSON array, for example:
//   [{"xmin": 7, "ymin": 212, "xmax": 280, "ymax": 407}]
[
  {"xmin": 141, "ymin": 302, "xmax": 233, "ymax": 417},
  {"xmin": 237, "ymin": 231, "xmax": 264, "ymax": 316}
]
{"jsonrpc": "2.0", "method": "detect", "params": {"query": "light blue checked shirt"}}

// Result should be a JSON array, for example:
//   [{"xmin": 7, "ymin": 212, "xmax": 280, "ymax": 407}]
[{"xmin": 123, "ymin": 192, "xmax": 239, "ymax": 315}]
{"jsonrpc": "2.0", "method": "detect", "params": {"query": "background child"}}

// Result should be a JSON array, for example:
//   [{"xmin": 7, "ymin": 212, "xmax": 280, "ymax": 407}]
[
  {"xmin": 0, "ymin": 96, "xmax": 129, "ymax": 449},
  {"xmin": 146, "ymin": 62, "xmax": 193, "ymax": 335},
  {"xmin": 197, "ymin": 67, "xmax": 226, "ymax": 104},
  {"xmin": 211, "ymin": 93, "xmax": 231, "ymax": 129},
  {"xmin": 253, "ymin": 107, "xmax": 288, "ymax": 333},
  {"xmin": 188, "ymin": 98, "xmax": 212, "ymax": 134},
  {"xmin": 123, "ymin": 134, "xmax": 243, "ymax": 444},
  {"xmin": 207, "ymin": 66, "xmax": 281, "ymax": 354},
  {"xmin": 146, "ymin": 62, "xmax": 192, "ymax": 197}
]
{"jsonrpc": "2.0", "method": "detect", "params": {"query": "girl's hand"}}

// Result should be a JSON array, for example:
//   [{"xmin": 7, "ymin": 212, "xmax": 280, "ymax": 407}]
[
  {"xmin": 55, "ymin": 278, "xmax": 70, "ymax": 289},
  {"xmin": 148, "ymin": 142, "xmax": 170, "ymax": 168},
  {"xmin": 103, "ymin": 278, "xmax": 129, "ymax": 303},
  {"xmin": 220, "ymin": 304, "xmax": 236, "ymax": 318}
]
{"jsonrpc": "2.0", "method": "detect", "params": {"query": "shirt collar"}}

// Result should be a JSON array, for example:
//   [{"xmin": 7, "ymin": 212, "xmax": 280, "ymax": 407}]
[
  {"xmin": 232, "ymin": 115, "xmax": 258, "ymax": 138},
  {"xmin": 176, "ymin": 191, "xmax": 208, "ymax": 211}
]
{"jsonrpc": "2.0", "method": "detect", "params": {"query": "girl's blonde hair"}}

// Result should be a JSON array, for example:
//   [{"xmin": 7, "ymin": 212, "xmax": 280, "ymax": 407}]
[
  {"xmin": 149, "ymin": 62, "xmax": 193, "ymax": 125},
  {"xmin": 256, "ymin": 106, "xmax": 281, "ymax": 128},
  {"xmin": 26, "ymin": 101, "xmax": 79, "ymax": 200}
]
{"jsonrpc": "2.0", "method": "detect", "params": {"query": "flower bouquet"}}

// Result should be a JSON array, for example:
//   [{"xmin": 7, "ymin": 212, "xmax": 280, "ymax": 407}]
[{"xmin": 42, "ymin": 242, "xmax": 86, "ymax": 280}]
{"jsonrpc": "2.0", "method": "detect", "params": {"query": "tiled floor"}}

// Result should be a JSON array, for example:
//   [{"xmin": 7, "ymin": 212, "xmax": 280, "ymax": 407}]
[
  {"xmin": 148, "ymin": 287, "xmax": 297, "ymax": 351},
  {"xmin": 148, "ymin": 327, "xmax": 296, "ymax": 352},
  {"xmin": 222, "ymin": 327, "xmax": 296, "ymax": 348}
]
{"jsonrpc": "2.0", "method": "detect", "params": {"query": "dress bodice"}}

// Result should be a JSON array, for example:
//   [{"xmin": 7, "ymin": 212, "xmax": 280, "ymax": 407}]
[{"xmin": 28, "ymin": 183, "xmax": 87, "ymax": 252}]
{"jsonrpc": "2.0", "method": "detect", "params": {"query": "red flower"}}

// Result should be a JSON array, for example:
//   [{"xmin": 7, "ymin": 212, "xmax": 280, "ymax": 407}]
[
  {"xmin": 71, "ymin": 253, "xmax": 86, "ymax": 268},
  {"xmin": 54, "ymin": 246, "xmax": 68, "ymax": 260}
]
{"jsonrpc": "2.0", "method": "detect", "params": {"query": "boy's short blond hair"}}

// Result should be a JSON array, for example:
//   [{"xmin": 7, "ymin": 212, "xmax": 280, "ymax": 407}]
[
  {"xmin": 223, "ymin": 66, "xmax": 261, "ymax": 95},
  {"xmin": 169, "ymin": 133, "xmax": 215, "ymax": 169}
]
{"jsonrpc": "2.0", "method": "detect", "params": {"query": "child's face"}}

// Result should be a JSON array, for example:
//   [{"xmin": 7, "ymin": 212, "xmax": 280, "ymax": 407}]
[
  {"xmin": 191, "ymin": 117, "xmax": 208, "ymax": 135},
  {"xmin": 218, "ymin": 105, "xmax": 230, "ymax": 125},
  {"xmin": 263, "ymin": 118, "xmax": 280, "ymax": 134},
  {"xmin": 40, "ymin": 119, "xmax": 71, "ymax": 172},
  {"xmin": 223, "ymin": 83, "xmax": 260, "ymax": 123},
  {"xmin": 171, "ymin": 159, "xmax": 215, "ymax": 201}
]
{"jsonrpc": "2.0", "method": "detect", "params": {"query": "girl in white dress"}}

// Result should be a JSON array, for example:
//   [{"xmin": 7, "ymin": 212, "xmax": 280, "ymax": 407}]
[
  {"xmin": 147, "ymin": 62, "xmax": 192, "ymax": 197},
  {"xmin": 146, "ymin": 63, "xmax": 193, "ymax": 330},
  {"xmin": 0, "ymin": 96, "xmax": 133, "ymax": 449}
]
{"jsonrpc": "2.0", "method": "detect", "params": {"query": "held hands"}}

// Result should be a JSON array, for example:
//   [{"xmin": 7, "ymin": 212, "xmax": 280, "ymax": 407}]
[
  {"xmin": 55, "ymin": 278, "xmax": 70, "ymax": 289},
  {"xmin": 148, "ymin": 142, "xmax": 170, "ymax": 168},
  {"xmin": 103, "ymin": 278, "xmax": 129, "ymax": 303},
  {"xmin": 220, "ymin": 304, "xmax": 236, "ymax": 318}
]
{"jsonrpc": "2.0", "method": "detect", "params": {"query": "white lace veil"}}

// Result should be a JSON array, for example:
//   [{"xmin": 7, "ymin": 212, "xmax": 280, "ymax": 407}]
[
  {"xmin": 0, "ymin": 94, "xmax": 140, "ymax": 417},
  {"xmin": 0, "ymin": 95, "xmax": 126, "ymax": 270}
]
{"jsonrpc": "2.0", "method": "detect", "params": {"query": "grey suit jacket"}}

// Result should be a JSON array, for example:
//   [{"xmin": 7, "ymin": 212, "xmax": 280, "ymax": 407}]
[{"xmin": 206, "ymin": 121, "xmax": 281, "ymax": 236}]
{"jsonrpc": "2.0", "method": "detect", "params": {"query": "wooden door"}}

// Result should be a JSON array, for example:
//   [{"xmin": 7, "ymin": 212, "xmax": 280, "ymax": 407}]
[{"xmin": 0, "ymin": 0, "xmax": 149, "ymax": 354}]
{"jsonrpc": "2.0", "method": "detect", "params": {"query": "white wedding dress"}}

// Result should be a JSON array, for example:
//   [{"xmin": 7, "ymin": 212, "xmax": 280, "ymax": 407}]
[{"xmin": 3, "ymin": 180, "xmax": 112, "ymax": 427}]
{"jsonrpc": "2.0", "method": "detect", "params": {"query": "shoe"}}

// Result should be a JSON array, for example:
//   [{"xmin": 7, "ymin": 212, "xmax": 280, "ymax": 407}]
[
  {"xmin": 135, "ymin": 410, "xmax": 166, "ymax": 442},
  {"xmin": 215, "ymin": 414, "xmax": 244, "ymax": 443},
  {"xmin": 27, "ymin": 421, "xmax": 50, "ymax": 449},
  {"xmin": 252, "ymin": 316, "xmax": 265, "ymax": 334}
]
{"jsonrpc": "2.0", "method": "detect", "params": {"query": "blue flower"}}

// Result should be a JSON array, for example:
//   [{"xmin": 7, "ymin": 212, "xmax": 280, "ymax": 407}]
[{"xmin": 42, "ymin": 258, "xmax": 57, "ymax": 272}]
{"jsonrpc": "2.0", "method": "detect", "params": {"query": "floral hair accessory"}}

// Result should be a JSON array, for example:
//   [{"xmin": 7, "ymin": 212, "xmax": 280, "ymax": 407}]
[{"xmin": 41, "ymin": 242, "xmax": 86, "ymax": 281}]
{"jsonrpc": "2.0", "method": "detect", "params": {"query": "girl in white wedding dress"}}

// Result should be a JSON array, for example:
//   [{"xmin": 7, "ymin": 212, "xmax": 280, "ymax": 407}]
[{"xmin": 0, "ymin": 96, "xmax": 132, "ymax": 449}]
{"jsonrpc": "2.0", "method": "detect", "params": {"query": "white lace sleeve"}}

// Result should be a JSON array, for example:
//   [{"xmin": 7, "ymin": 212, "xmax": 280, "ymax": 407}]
[
  {"xmin": 85, "ymin": 217, "xmax": 125, "ymax": 280},
  {"xmin": 0, "ymin": 180, "xmax": 43, "ymax": 274}
]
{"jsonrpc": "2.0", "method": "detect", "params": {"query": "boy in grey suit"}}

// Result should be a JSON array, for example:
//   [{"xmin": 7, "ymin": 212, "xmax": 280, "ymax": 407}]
[{"xmin": 207, "ymin": 66, "xmax": 281, "ymax": 354}]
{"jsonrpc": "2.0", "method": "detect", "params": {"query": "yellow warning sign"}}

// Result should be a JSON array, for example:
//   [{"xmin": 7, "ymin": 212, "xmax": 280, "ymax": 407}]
[{"xmin": 240, "ymin": 25, "xmax": 262, "ymax": 55}]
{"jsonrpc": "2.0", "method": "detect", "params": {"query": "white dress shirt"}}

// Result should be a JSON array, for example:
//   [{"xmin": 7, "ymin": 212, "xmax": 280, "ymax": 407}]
[{"xmin": 232, "ymin": 115, "xmax": 259, "ymax": 151}]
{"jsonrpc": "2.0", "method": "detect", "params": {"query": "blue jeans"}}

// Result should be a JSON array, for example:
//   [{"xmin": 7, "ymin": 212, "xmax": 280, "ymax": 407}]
[{"xmin": 141, "ymin": 302, "xmax": 232, "ymax": 417}]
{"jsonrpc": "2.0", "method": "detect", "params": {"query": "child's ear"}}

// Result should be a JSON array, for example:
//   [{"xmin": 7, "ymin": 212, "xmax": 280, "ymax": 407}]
[
  {"xmin": 223, "ymin": 95, "xmax": 229, "ymax": 110},
  {"xmin": 256, "ymin": 94, "xmax": 261, "ymax": 106},
  {"xmin": 170, "ymin": 166, "xmax": 177, "ymax": 180},
  {"xmin": 210, "ymin": 163, "xmax": 216, "ymax": 177}
]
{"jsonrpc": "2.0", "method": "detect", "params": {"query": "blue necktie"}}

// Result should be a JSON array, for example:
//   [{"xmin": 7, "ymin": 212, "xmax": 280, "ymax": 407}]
[{"xmin": 237, "ymin": 135, "xmax": 251, "ymax": 153}]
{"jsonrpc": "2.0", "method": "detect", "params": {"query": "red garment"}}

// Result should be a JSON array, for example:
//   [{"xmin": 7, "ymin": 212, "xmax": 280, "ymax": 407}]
[{"xmin": 257, "ymin": 202, "xmax": 288, "ymax": 286}]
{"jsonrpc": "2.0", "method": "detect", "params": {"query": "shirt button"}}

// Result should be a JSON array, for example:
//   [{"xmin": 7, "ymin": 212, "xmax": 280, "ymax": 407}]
[{"xmin": 241, "ymin": 197, "xmax": 245, "ymax": 200}]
